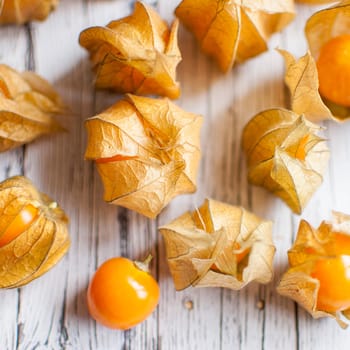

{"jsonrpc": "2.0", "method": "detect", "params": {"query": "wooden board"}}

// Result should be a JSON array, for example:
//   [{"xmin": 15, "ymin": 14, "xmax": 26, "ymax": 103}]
[{"xmin": 1, "ymin": 1, "xmax": 350, "ymax": 349}]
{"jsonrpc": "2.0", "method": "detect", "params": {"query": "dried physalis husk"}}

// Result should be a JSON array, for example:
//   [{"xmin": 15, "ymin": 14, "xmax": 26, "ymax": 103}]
[
  {"xmin": 0, "ymin": 0, "xmax": 58, "ymax": 24},
  {"xmin": 85, "ymin": 94, "xmax": 202, "ymax": 219},
  {"xmin": 175, "ymin": 0, "xmax": 295, "ymax": 72},
  {"xmin": 79, "ymin": 1, "xmax": 181, "ymax": 99},
  {"xmin": 159, "ymin": 199, "xmax": 275, "ymax": 291},
  {"xmin": 304, "ymin": 0, "xmax": 350, "ymax": 120},
  {"xmin": 279, "ymin": 50, "xmax": 334, "ymax": 123},
  {"xmin": 277, "ymin": 212, "xmax": 350, "ymax": 328},
  {"xmin": 0, "ymin": 64, "xmax": 64, "ymax": 152},
  {"xmin": 0, "ymin": 176, "xmax": 70, "ymax": 289},
  {"xmin": 305, "ymin": 0, "xmax": 350, "ymax": 58},
  {"xmin": 242, "ymin": 108, "xmax": 330, "ymax": 214}
]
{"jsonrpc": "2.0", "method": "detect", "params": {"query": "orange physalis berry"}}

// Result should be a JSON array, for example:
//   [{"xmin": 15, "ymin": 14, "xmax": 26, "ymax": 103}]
[
  {"xmin": 317, "ymin": 35, "xmax": 350, "ymax": 107},
  {"xmin": 311, "ymin": 255, "xmax": 350, "ymax": 312},
  {"xmin": 310, "ymin": 233, "xmax": 350, "ymax": 312},
  {"xmin": 0, "ymin": 204, "xmax": 39, "ymax": 247},
  {"xmin": 87, "ymin": 256, "xmax": 160, "ymax": 330}
]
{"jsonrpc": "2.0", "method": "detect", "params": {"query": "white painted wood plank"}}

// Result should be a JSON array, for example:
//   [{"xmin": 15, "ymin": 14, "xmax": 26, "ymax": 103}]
[
  {"xmin": 157, "ymin": 4, "xmax": 222, "ymax": 348},
  {"xmin": 295, "ymin": 122, "xmax": 350, "ymax": 350},
  {"xmin": 84, "ymin": 2, "xmax": 161, "ymax": 349},
  {"xmin": 221, "ymin": 44, "xmax": 299, "ymax": 349},
  {"xmin": 251, "ymin": 21, "xmax": 300, "ymax": 350},
  {"xmin": 14, "ymin": 1, "xmax": 93, "ymax": 349},
  {"xmin": 0, "ymin": 23, "xmax": 32, "ymax": 350},
  {"xmin": 16, "ymin": 1, "xmax": 136, "ymax": 349},
  {"xmin": 279, "ymin": 4, "xmax": 350, "ymax": 350}
]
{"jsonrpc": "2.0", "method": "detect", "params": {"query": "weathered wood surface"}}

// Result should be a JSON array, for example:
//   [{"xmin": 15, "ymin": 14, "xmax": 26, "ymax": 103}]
[{"xmin": 1, "ymin": 1, "xmax": 350, "ymax": 349}]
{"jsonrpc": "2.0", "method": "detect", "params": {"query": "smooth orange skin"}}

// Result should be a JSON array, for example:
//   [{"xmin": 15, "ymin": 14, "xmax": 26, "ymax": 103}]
[
  {"xmin": 310, "ymin": 233, "xmax": 350, "ymax": 312},
  {"xmin": 311, "ymin": 255, "xmax": 350, "ymax": 312},
  {"xmin": 87, "ymin": 257, "xmax": 160, "ymax": 330},
  {"xmin": 317, "ymin": 35, "xmax": 350, "ymax": 107},
  {"xmin": 0, "ymin": 204, "xmax": 38, "ymax": 247},
  {"xmin": 333, "ymin": 232, "xmax": 350, "ymax": 255},
  {"xmin": 95, "ymin": 155, "xmax": 136, "ymax": 164}
]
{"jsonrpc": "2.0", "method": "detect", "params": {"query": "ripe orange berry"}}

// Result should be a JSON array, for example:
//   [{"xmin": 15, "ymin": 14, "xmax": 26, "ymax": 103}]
[
  {"xmin": 317, "ymin": 34, "xmax": 350, "ymax": 107},
  {"xmin": 0, "ymin": 204, "xmax": 38, "ymax": 247},
  {"xmin": 311, "ymin": 255, "xmax": 350, "ymax": 312},
  {"xmin": 310, "ymin": 233, "xmax": 350, "ymax": 312},
  {"xmin": 87, "ymin": 256, "xmax": 160, "ymax": 330}
]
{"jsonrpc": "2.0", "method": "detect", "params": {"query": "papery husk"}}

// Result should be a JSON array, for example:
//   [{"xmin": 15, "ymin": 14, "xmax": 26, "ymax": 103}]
[
  {"xmin": 0, "ymin": 176, "xmax": 70, "ymax": 289},
  {"xmin": 279, "ymin": 50, "xmax": 335, "ymax": 123},
  {"xmin": 277, "ymin": 212, "xmax": 350, "ymax": 328},
  {"xmin": 242, "ymin": 108, "xmax": 329, "ymax": 214},
  {"xmin": 304, "ymin": 0, "xmax": 350, "ymax": 120},
  {"xmin": 0, "ymin": 64, "xmax": 65, "ymax": 151},
  {"xmin": 85, "ymin": 94, "xmax": 202, "ymax": 219},
  {"xmin": 79, "ymin": 1, "xmax": 181, "ymax": 99},
  {"xmin": 175, "ymin": 0, "xmax": 295, "ymax": 72},
  {"xmin": 159, "ymin": 198, "xmax": 275, "ymax": 291},
  {"xmin": 305, "ymin": 0, "xmax": 350, "ymax": 59},
  {"xmin": 0, "ymin": 0, "xmax": 58, "ymax": 24}
]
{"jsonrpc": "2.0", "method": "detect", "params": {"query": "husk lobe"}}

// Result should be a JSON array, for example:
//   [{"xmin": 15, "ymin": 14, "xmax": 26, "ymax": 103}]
[{"xmin": 0, "ymin": 176, "xmax": 70, "ymax": 289}]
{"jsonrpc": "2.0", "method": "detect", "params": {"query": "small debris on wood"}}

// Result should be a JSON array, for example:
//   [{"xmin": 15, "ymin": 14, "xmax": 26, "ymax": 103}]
[{"xmin": 256, "ymin": 300, "xmax": 265, "ymax": 310}]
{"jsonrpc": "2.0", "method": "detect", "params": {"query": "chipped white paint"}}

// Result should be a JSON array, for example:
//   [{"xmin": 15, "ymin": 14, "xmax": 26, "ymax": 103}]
[{"xmin": 1, "ymin": 1, "xmax": 350, "ymax": 349}]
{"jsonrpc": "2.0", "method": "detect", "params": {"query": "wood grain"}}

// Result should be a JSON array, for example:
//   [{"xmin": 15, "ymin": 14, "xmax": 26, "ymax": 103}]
[{"xmin": 1, "ymin": 1, "xmax": 350, "ymax": 349}]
